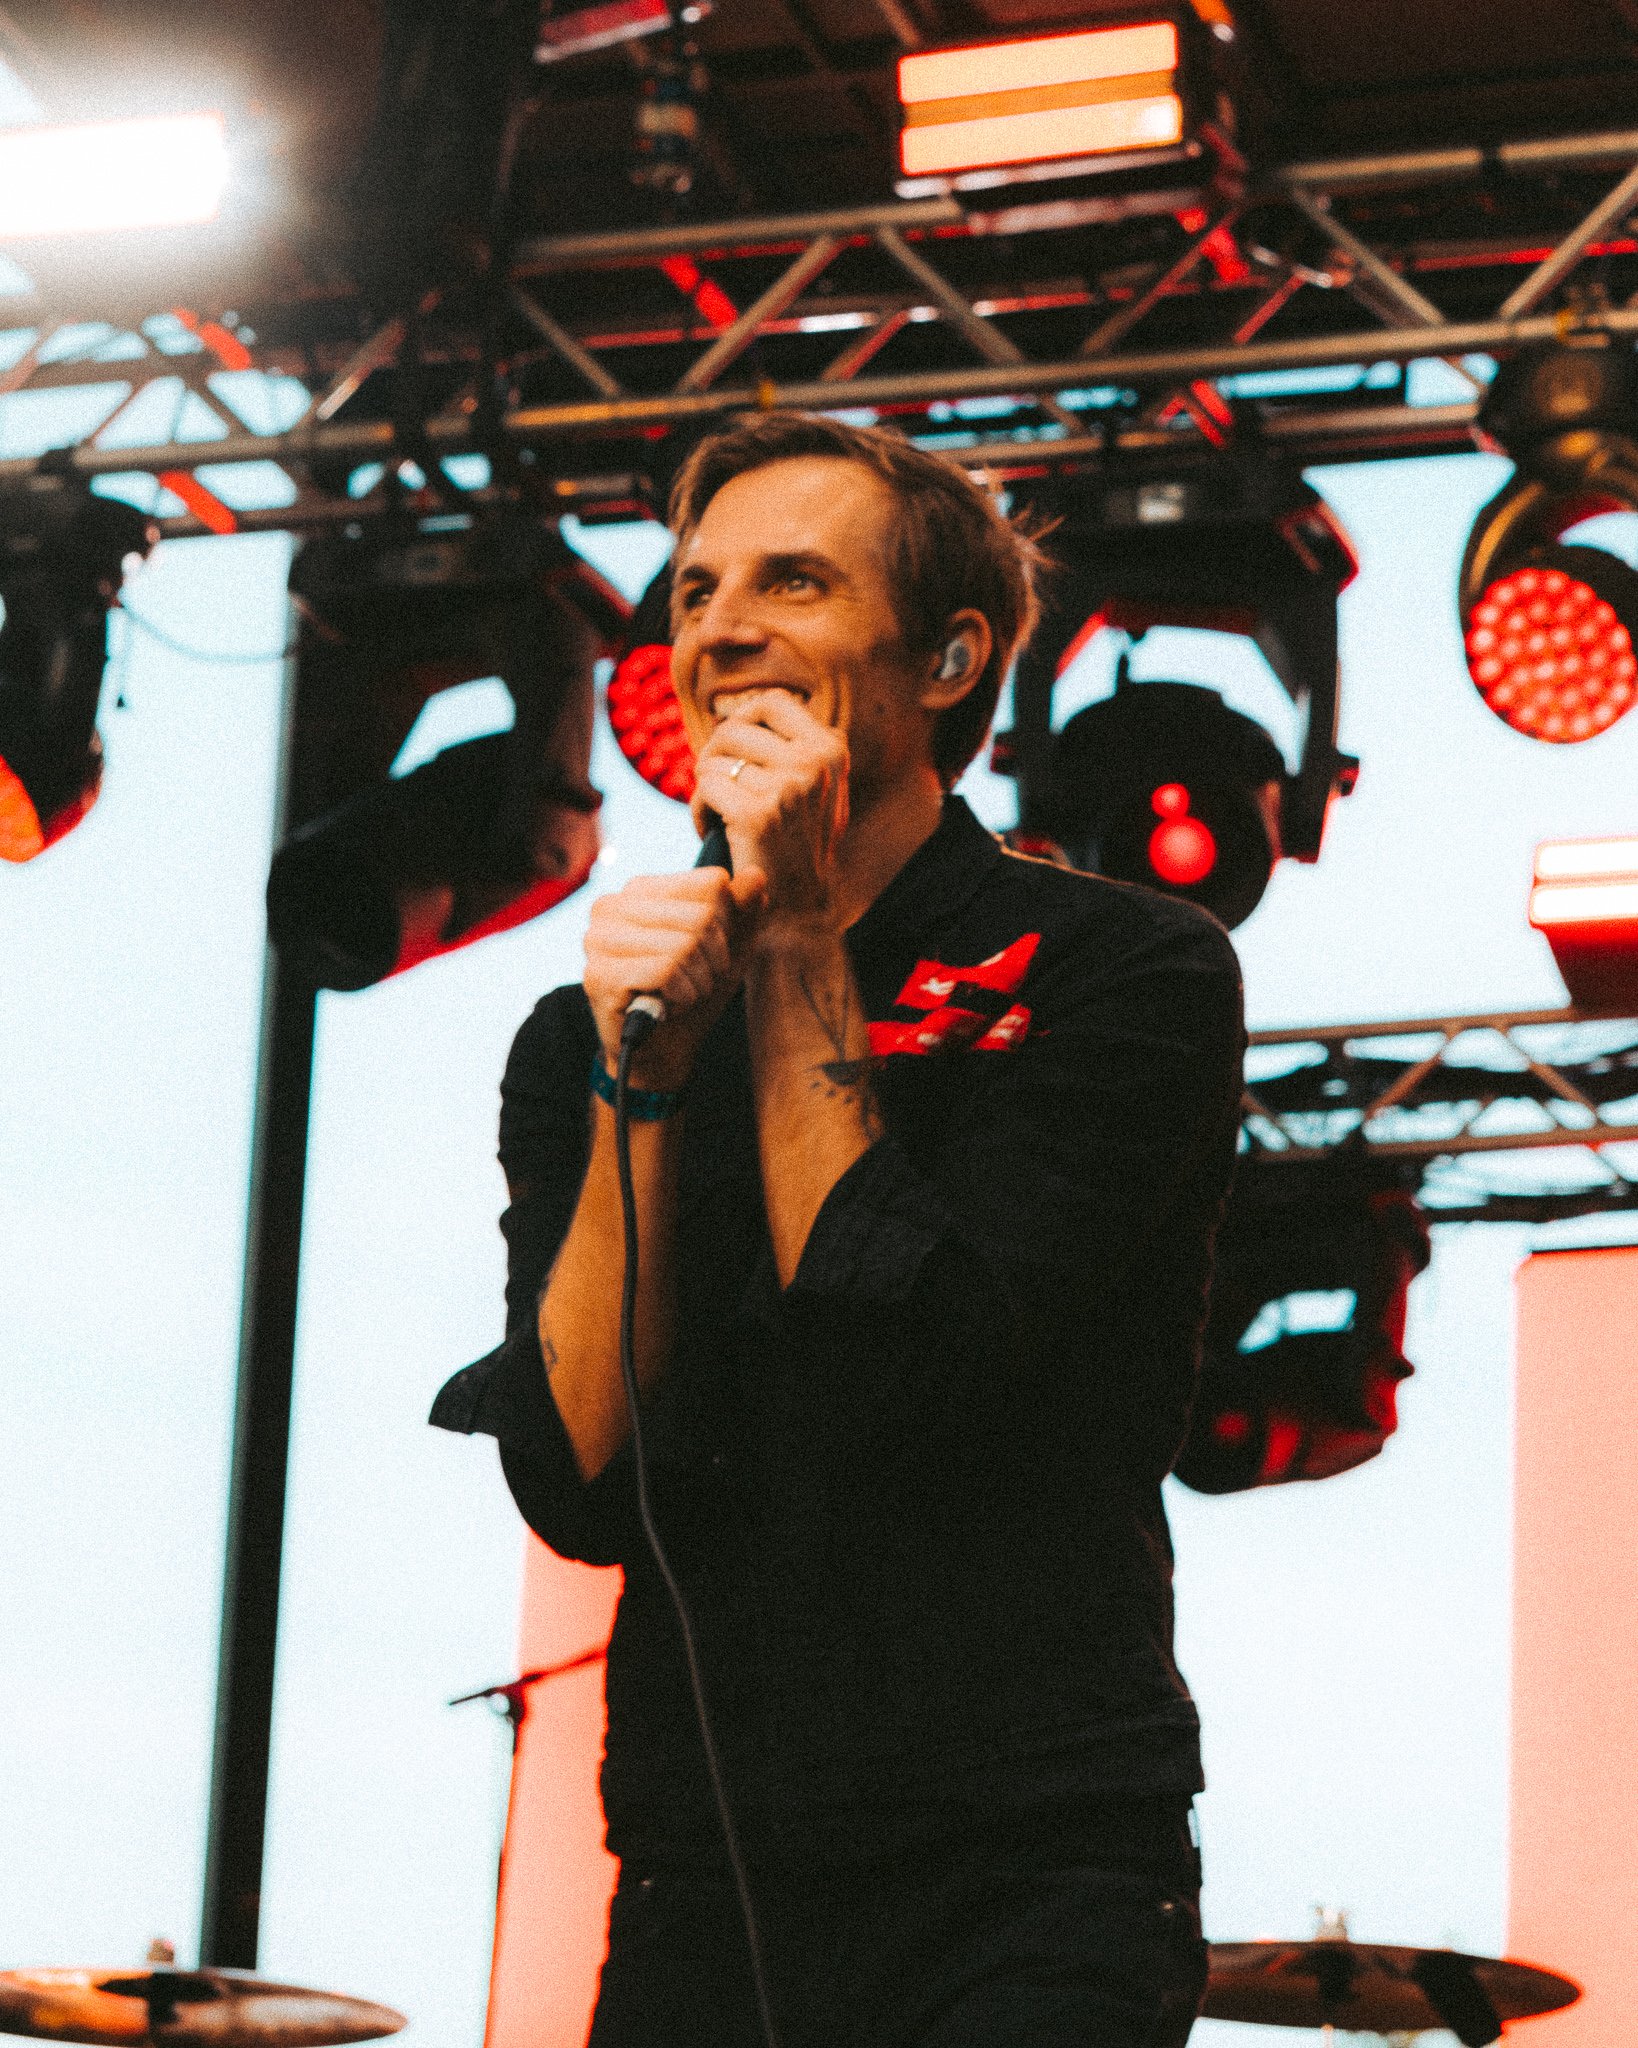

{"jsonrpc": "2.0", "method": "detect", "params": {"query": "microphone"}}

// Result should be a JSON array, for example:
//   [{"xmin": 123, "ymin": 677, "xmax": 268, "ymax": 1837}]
[{"xmin": 620, "ymin": 816, "xmax": 734, "ymax": 1051}]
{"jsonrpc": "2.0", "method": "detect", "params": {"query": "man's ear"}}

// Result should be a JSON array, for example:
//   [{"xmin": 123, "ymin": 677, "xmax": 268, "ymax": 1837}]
[{"xmin": 920, "ymin": 609, "xmax": 993, "ymax": 711}]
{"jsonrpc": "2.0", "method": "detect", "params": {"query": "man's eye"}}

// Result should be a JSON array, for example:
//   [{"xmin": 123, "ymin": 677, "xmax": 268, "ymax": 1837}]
[{"xmin": 778, "ymin": 571, "xmax": 818, "ymax": 594}]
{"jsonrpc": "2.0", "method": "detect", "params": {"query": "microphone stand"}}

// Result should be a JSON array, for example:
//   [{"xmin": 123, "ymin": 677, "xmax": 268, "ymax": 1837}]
[{"xmin": 451, "ymin": 1645, "xmax": 611, "ymax": 2048}]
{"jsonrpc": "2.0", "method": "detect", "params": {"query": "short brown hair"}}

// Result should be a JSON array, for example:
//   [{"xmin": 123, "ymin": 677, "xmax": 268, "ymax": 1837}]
[{"xmin": 668, "ymin": 411, "xmax": 1044, "ymax": 787}]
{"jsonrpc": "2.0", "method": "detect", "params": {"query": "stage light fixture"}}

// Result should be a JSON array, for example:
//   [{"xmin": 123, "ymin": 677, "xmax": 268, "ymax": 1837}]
[
  {"xmin": 1459, "ymin": 340, "xmax": 1638, "ymax": 743},
  {"xmin": 1530, "ymin": 833, "xmax": 1638, "ymax": 1012},
  {"xmin": 1175, "ymin": 1161, "xmax": 1431, "ymax": 1495},
  {"xmin": 1047, "ymin": 674, "xmax": 1286, "ymax": 928},
  {"xmin": 265, "ymin": 510, "xmax": 629, "ymax": 990},
  {"xmin": 1464, "ymin": 550, "xmax": 1638, "ymax": 743},
  {"xmin": 897, "ymin": 20, "xmax": 1187, "ymax": 181},
  {"xmin": 0, "ymin": 114, "xmax": 230, "ymax": 239},
  {"xmin": 1013, "ymin": 464, "xmax": 1360, "ymax": 926},
  {"xmin": 606, "ymin": 561, "xmax": 698, "ymax": 801},
  {"xmin": 0, "ymin": 489, "xmax": 157, "ymax": 863}
]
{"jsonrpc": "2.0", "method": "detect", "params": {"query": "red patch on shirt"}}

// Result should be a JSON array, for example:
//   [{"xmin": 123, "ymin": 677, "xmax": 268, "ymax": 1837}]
[{"xmin": 870, "ymin": 934, "xmax": 1041, "ymax": 1057}]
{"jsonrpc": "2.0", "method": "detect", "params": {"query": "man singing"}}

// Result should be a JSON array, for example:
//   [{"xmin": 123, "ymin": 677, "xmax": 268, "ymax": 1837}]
[{"xmin": 433, "ymin": 413, "xmax": 1244, "ymax": 2047}]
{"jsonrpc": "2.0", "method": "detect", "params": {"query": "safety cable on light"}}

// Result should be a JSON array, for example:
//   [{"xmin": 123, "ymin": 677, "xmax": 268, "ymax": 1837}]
[{"xmin": 613, "ymin": 1019, "xmax": 783, "ymax": 2048}]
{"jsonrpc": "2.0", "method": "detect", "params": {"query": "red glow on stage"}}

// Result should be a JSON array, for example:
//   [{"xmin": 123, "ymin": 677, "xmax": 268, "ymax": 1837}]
[
  {"xmin": 606, "ymin": 642, "xmax": 695, "ymax": 800},
  {"xmin": 1148, "ymin": 784, "xmax": 1216, "ymax": 885},
  {"xmin": 172, "ymin": 307, "xmax": 254, "ymax": 371},
  {"xmin": 159, "ymin": 469, "xmax": 239, "ymax": 535},
  {"xmin": 658, "ymin": 255, "xmax": 737, "ymax": 332},
  {"xmin": 1464, "ymin": 565, "xmax": 1638, "ymax": 743},
  {"xmin": 0, "ymin": 753, "xmax": 45, "ymax": 862},
  {"xmin": 0, "ymin": 754, "xmax": 98, "ymax": 862}
]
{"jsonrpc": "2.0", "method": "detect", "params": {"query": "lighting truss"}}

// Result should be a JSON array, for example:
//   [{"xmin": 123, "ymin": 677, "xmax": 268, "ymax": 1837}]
[
  {"xmin": 3, "ymin": 127, "xmax": 1638, "ymax": 533},
  {"xmin": 1242, "ymin": 1007, "xmax": 1638, "ymax": 1224}
]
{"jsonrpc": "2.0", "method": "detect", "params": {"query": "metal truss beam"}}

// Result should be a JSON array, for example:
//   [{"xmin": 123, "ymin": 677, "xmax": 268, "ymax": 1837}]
[
  {"xmin": 0, "ymin": 308, "xmax": 1619, "ymax": 538},
  {"xmin": 5, "ymin": 126, "xmax": 1638, "ymax": 531},
  {"xmin": 1242, "ymin": 1006, "xmax": 1638, "ymax": 1225}
]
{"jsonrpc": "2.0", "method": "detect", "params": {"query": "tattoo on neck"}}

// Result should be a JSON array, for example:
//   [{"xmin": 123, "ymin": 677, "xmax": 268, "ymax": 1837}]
[{"xmin": 796, "ymin": 964, "xmax": 883, "ymax": 1138}]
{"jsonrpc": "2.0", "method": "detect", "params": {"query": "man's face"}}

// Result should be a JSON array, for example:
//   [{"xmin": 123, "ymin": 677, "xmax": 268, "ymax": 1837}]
[{"xmin": 669, "ymin": 456, "xmax": 935, "ymax": 793}]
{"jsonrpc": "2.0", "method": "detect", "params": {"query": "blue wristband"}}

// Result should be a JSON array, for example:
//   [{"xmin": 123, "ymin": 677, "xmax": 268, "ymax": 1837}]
[{"xmin": 590, "ymin": 1051, "xmax": 687, "ymax": 1121}]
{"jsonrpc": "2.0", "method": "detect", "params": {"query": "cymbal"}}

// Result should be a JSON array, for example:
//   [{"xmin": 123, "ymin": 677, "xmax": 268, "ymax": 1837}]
[
  {"xmin": 1203, "ymin": 1941, "xmax": 1580, "ymax": 2045},
  {"xmin": 0, "ymin": 1969, "xmax": 406, "ymax": 2048}
]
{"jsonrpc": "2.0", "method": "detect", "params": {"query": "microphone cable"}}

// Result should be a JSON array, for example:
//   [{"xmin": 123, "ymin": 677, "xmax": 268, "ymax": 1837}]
[{"xmin": 613, "ymin": 1004, "xmax": 783, "ymax": 2048}]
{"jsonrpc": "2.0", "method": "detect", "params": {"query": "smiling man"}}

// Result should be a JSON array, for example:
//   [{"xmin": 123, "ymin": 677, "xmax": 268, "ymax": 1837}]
[{"xmin": 433, "ymin": 413, "xmax": 1245, "ymax": 2048}]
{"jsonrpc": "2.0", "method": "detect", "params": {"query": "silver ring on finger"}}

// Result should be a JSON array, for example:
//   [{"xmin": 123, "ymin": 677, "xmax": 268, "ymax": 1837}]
[{"xmin": 728, "ymin": 756, "xmax": 746, "ymax": 780}]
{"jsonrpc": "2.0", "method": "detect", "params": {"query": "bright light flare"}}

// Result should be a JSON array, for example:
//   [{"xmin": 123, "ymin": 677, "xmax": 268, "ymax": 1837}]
[
  {"xmin": 898, "ymin": 22, "xmax": 1178, "ymax": 102},
  {"xmin": 897, "ymin": 21, "xmax": 1183, "ymax": 178},
  {"xmin": 1531, "ymin": 879, "xmax": 1638, "ymax": 925},
  {"xmin": 0, "ymin": 113, "xmax": 229, "ymax": 239},
  {"xmin": 1534, "ymin": 835, "xmax": 1638, "ymax": 882},
  {"xmin": 1531, "ymin": 838, "xmax": 1638, "ymax": 929},
  {"xmin": 1465, "ymin": 564, "xmax": 1638, "ymax": 743},
  {"xmin": 1530, "ymin": 834, "xmax": 1638, "ymax": 1009}
]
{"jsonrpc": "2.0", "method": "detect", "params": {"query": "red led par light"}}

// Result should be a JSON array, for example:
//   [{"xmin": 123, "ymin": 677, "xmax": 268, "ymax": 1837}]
[
  {"xmin": 1530, "ymin": 834, "xmax": 1638, "ymax": 1012},
  {"xmin": 606, "ymin": 561, "xmax": 696, "ymax": 801},
  {"xmin": 1460, "ymin": 340, "xmax": 1638, "ymax": 743},
  {"xmin": 1464, "ymin": 550, "xmax": 1638, "ymax": 743}
]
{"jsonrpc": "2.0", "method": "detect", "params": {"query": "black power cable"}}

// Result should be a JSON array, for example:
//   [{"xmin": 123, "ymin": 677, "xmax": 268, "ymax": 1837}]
[{"xmin": 613, "ymin": 1013, "xmax": 782, "ymax": 2048}]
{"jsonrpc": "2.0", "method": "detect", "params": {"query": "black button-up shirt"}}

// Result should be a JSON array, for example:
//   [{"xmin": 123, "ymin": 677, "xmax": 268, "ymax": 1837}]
[{"xmin": 432, "ymin": 797, "xmax": 1244, "ymax": 1865}]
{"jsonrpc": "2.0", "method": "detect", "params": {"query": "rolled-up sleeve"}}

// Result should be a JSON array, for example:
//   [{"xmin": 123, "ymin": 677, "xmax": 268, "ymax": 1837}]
[{"xmin": 429, "ymin": 985, "xmax": 633, "ymax": 1565}]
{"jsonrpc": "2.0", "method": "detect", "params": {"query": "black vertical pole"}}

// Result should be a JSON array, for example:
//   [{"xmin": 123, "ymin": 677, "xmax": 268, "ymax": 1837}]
[{"xmin": 200, "ymin": 636, "xmax": 321, "ymax": 1970}]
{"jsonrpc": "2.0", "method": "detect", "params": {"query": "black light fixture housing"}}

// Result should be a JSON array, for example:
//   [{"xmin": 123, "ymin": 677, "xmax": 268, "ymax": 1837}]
[
  {"xmin": 1459, "ymin": 339, "xmax": 1638, "ymax": 744},
  {"xmin": 1046, "ymin": 668, "xmax": 1287, "ymax": 929},
  {"xmin": 266, "ymin": 506, "xmax": 628, "ymax": 990},
  {"xmin": 1008, "ymin": 459, "xmax": 1359, "ymax": 928},
  {"xmin": 0, "ymin": 484, "xmax": 157, "ymax": 863},
  {"xmin": 1175, "ymin": 1158, "xmax": 1431, "ymax": 1495}
]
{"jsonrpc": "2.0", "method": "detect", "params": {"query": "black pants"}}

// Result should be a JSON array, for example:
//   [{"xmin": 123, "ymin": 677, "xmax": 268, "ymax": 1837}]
[{"xmin": 588, "ymin": 1797, "xmax": 1207, "ymax": 2048}]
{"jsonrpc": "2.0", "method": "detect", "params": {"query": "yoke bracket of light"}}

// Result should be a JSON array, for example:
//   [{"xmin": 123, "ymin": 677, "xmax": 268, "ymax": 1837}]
[
  {"xmin": 266, "ymin": 509, "xmax": 630, "ymax": 989},
  {"xmin": 1459, "ymin": 339, "xmax": 1638, "ymax": 744},
  {"xmin": 1008, "ymin": 460, "xmax": 1360, "ymax": 929},
  {"xmin": 893, "ymin": 8, "xmax": 1219, "ymax": 195}
]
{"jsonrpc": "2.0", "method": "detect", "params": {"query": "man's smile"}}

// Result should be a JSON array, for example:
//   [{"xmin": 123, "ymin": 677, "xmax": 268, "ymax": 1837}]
[{"xmin": 705, "ymin": 682, "xmax": 813, "ymax": 722}]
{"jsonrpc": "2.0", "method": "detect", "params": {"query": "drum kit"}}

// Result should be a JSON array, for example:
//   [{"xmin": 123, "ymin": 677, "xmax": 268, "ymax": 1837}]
[{"xmin": 0, "ymin": 1929, "xmax": 1581, "ymax": 2047}]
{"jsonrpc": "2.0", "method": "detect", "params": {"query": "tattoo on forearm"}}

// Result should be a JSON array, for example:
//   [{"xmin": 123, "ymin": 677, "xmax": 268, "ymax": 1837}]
[{"xmin": 796, "ymin": 965, "xmax": 883, "ymax": 1138}]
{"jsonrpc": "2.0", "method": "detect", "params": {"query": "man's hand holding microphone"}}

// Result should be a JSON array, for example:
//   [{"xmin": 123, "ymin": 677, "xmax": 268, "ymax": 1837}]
[{"xmin": 582, "ymin": 688, "xmax": 850, "ymax": 1094}]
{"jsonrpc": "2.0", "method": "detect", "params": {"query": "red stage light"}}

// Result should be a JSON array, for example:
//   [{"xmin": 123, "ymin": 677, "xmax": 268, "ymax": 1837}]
[
  {"xmin": 0, "ymin": 753, "xmax": 44, "ymax": 861},
  {"xmin": 607, "ymin": 641, "xmax": 696, "ymax": 801},
  {"xmin": 1464, "ymin": 557, "xmax": 1638, "ymax": 744},
  {"xmin": 1148, "ymin": 782, "xmax": 1216, "ymax": 885}
]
